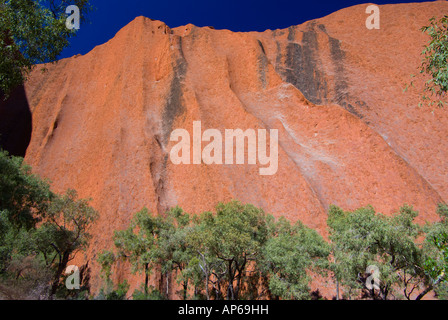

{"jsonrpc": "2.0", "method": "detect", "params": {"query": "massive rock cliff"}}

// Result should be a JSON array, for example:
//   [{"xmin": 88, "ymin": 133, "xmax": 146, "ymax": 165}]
[{"xmin": 20, "ymin": 1, "xmax": 448, "ymax": 292}]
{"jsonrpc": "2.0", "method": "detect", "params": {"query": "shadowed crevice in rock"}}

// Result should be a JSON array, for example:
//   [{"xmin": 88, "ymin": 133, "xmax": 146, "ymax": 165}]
[
  {"xmin": 148, "ymin": 142, "xmax": 170, "ymax": 216},
  {"xmin": 0, "ymin": 85, "xmax": 32, "ymax": 157},
  {"xmin": 257, "ymin": 40, "xmax": 269, "ymax": 89},
  {"xmin": 45, "ymin": 111, "xmax": 62, "ymax": 144}
]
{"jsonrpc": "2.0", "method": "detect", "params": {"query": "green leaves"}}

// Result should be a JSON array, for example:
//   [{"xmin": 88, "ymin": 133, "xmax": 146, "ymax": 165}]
[
  {"xmin": 327, "ymin": 204, "xmax": 443, "ymax": 300},
  {"xmin": 0, "ymin": 149, "xmax": 98, "ymax": 298},
  {"xmin": 0, "ymin": 0, "xmax": 92, "ymax": 95},
  {"xmin": 101, "ymin": 201, "xmax": 329, "ymax": 300},
  {"xmin": 418, "ymin": 15, "xmax": 448, "ymax": 108},
  {"xmin": 424, "ymin": 233, "xmax": 448, "ymax": 282},
  {"xmin": 0, "ymin": 149, "xmax": 52, "ymax": 230},
  {"xmin": 200, "ymin": 201, "xmax": 268, "ymax": 263},
  {"xmin": 261, "ymin": 221, "xmax": 329, "ymax": 300}
]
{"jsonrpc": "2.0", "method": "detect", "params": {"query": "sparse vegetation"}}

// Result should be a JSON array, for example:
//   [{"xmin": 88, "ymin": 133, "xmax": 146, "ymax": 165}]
[
  {"xmin": 419, "ymin": 15, "xmax": 448, "ymax": 108},
  {"xmin": 406, "ymin": 15, "xmax": 448, "ymax": 108},
  {"xmin": 0, "ymin": 149, "xmax": 97, "ymax": 299},
  {"xmin": 0, "ymin": 0, "xmax": 92, "ymax": 96},
  {"xmin": 98, "ymin": 201, "xmax": 329, "ymax": 300},
  {"xmin": 327, "ymin": 204, "xmax": 448, "ymax": 300},
  {"xmin": 99, "ymin": 201, "xmax": 448, "ymax": 300},
  {"xmin": 2, "ymin": 149, "xmax": 448, "ymax": 300}
]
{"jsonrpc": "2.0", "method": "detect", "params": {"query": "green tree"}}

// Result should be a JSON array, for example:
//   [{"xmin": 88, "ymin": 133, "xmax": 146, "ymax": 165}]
[
  {"xmin": 192, "ymin": 201, "xmax": 270, "ymax": 300},
  {"xmin": 186, "ymin": 216, "xmax": 215, "ymax": 300},
  {"xmin": 0, "ymin": 149, "xmax": 52, "ymax": 297},
  {"xmin": 187, "ymin": 212, "xmax": 225, "ymax": 300},
  {"xmin": 0, "ymin": 149, "xmax": 52, "ymax": 230},
  {"xmin": 0, "ymin": 0, "xmax": 92, "ymax": 96},
  {"xmin": 106, "ymin": 208, "xmax": 157, "ymax": 298},
  {"xmin": 423, "ymin": 232, "xmax": 448, "ymax": 297},
  {"xmin": 327, "ymin": 204, "xmax": 437, "ymax": 300},
  {"xmin": 155, "ymin": 207, "xmax": 195, "ymax": 300},
  {"xmin": 420, "ymin": 15, "xmax": 448, "ymax": 108},
  {"xmin": 422, "ymin": 204, "xmax": 448, "ymax": 299},
  {"xmin": 102, "ymin": 201, "xmax": 331, "ymax": 301},
  {"xmin": 0, "ymin": 209, "xmax": 53, "ymax": 299},
  {"xmin": 0, "ymin": 150, "xmax": 97, "ymax": 299},
  {"xmin": 104, "ymin": 207, "xmax": 197, "ymax": 300},
  {"xmin": 260, "ymin": 217, "xmax": 329, "ymax": 300},
  {"xmin": 34, "ymin": 188, "xmax": 98, "ymax": 297},
  {"xmin": 407, "ymin": 15, "xmax": 448, "ymax": 108}
]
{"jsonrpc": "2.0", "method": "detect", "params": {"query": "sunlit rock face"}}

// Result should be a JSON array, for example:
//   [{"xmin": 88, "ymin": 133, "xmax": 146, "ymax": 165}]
[{"xmin": 22, "ymin": 2, "xmax": 448, "ymax": 293}]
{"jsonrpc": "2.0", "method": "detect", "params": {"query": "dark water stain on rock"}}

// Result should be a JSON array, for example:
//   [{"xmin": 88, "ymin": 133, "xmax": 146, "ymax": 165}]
[
  {"xmin": 277, "ymin": 24, "xmax": 329, "ymax": 105},
  {"xmin": 275, "ymin": 23, "xmax": 370, "ymax": 120},
  {"xmin": 257, "ymin": 40, "xmax": 269, "ymax": 89},
  {"xmin": 328, "ymin": 33, "xmax": 370, "ymax": 120},
  {"xmin": 159, "ymin": 36, "xmax": 189, "ymax": 217},
  {"xmin": 328, "ymin": 35, "xmax": 347, "ymax": 103},
  {"xmin": 162, "ymin": 37, "xmax": 187, "ymax": 145}
]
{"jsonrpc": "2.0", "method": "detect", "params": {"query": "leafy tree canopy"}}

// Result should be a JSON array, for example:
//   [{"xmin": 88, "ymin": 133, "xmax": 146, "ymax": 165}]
[
  {"xmin": 0, "ymin": 0, "xmax": 92, "ymax": 95},
  {"xmin": 408, "ymin": 15, "xmax": 448, "ymax": 108},
  {"xmin": 327, "ymin": 204, "xmax": 445, "ymax": 300}
]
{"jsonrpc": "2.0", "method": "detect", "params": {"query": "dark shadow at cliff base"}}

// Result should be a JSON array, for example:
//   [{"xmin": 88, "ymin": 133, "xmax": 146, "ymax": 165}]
[{"xmin": 0, "ymin": 85, "xmax": 32, "ymax": 157}]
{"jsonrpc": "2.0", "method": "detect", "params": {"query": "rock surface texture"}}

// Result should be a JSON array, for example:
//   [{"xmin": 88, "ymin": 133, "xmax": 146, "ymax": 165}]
[{"xmin": 22, "ymin": 2, "xmax": 448, "ymax": 293}]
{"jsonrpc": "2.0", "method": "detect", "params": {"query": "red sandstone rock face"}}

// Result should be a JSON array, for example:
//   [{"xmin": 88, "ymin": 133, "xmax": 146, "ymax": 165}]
[{"xmin": 22, "ymin": 2, "xmax": 448, "ymax": 293}]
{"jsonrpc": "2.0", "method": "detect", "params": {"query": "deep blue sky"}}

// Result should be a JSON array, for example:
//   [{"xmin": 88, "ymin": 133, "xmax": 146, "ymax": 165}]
[{"xmin": 61, "ymin": 0, "xmax": 434, "ymax": 59}]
